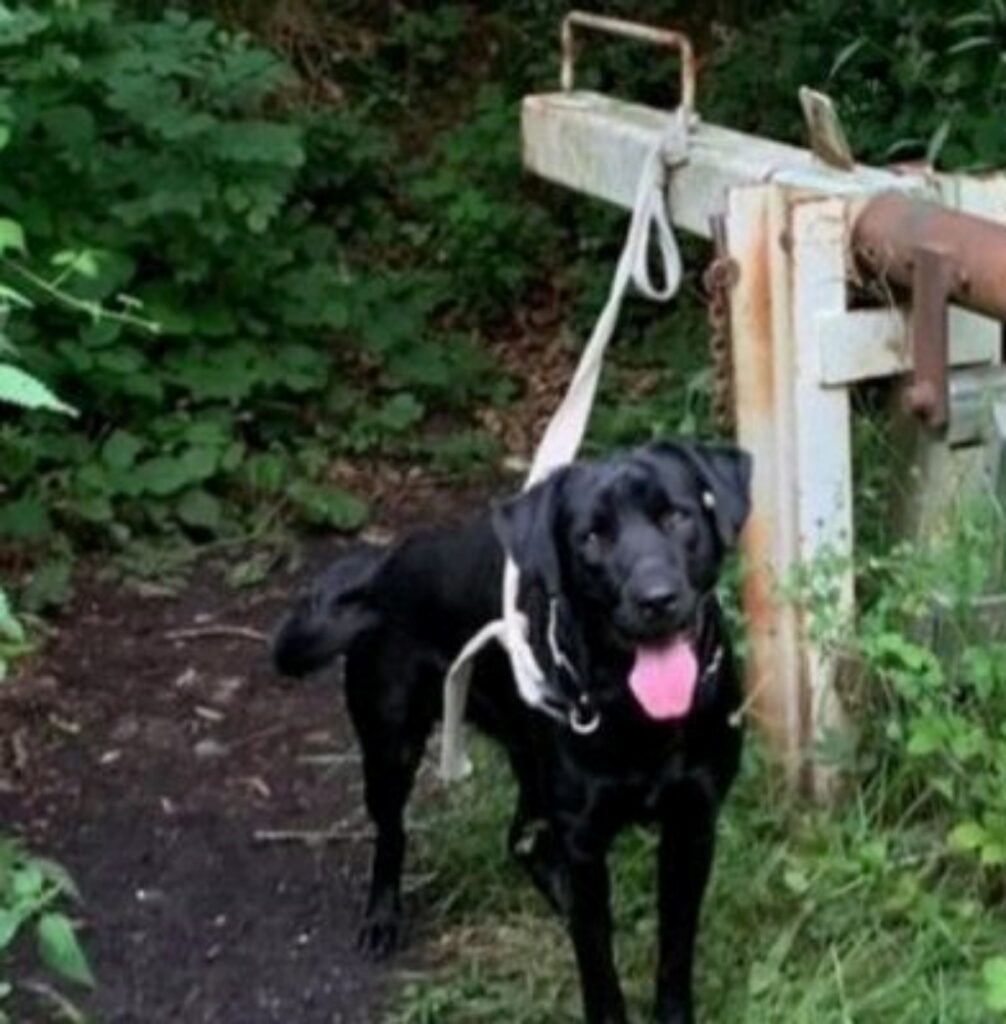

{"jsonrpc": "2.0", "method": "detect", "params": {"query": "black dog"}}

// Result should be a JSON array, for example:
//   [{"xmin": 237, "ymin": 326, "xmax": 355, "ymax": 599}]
[{"xmin": 272, "ymin": 440, "xmax": 751, "ymax": 1024}]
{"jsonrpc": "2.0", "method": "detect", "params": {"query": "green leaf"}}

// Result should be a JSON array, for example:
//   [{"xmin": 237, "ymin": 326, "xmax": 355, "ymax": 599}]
[
  {"xmin": 102, "ymin": 430, "xmax": 144, "ymax": 471},
  {"xmin": 926, "ymin": 118, "xmax": 952, "ymax": 167},
  {"xmin": 22, "ymin": 560, "xmax": 73, "ymax": 614},
  {"xmin": 177, "ymin": 446, "xmax": 218, "ymax": 483},
  {"xmin": 782, "ymin": 865, "xmax": 811, "ymax": 896},
  {"xmin": 983, "ymin": 957, "xmax": 1006, "ymax": 1012},
  {"xmin": 36, "ymin": 913, "xmax": 94, "ymax": 988},
  {"xmin": 0, "ymin": 218, "xmax": 24, "ymax": 256},
  {"xmin": 135, "ymin": 457, "xmax": 191, "ymax": 497},
  {"xmin": 828, "ymin": 37, "xmax": 868, "ymax": 80},
  {"xmin": 73, "ymin": 495, "xmax": 114, "ymax": 525},
  {"xmin": 0, "ymin": 589, "xmax": 24, "ymax": 645},
  {"xmin": 11, "ymin": 863, "xmax": 44, "ymax": 901},
  {"xmin": 948, "ymin": 821, "xmax": 986, "ymax": 852},
  {"xmin": 0, "ymin": 496, "xmax": 52, "ymax": 542},
  {"xmin": 290, "ymin": 481, "xmax": 368, "ymax": 531},
  {"xmin": 244, "ymin": 453, "xmax": 286, "ymax": 494},
  {"xmin": 31, "ymin": 857, "xmax": 81, "ymax": 902},
  {"xmin": 176, "ymin": 489, "xmax": 222, "ymax": 531},
  {"xmin": 0, "ymin": 7, "xmax": 51, "ymax": 47},
  {"xmin": 0, "ymin": 365, "xmax": 76, "ymax": 416},
  {"xmin": 0, "ymin": 909, "xmax": 23, "ymax": 951},
  {"xmin": 208, "ymin": 122, "xmax": 305, "ymax": 169}
]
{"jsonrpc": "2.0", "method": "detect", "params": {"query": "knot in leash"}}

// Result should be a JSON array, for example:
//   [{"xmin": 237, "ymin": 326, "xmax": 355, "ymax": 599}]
[{"xmin": 439, "ymin": 116, "xmax": 689, "ymax": 782}]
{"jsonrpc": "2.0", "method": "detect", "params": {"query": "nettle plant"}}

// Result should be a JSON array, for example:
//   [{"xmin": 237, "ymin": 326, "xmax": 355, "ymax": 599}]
[
  {"xmin": 0, "ymin": 1, "xmax": 349, "ymax": 545},
  {"xmin": 0, "ymin": 218, "xmax": 91, "ymax": 1015},
  {"xmin": 0, "ymin": 210, "xmax": 78, "ymax": 675},
  {"xmin": 0, "ymin": 1, "xmax": 540, "ymax": 561},
  {"xmin": 795, "ymin": 494, "xmax": 1006, "ymax": 874},
  {"xmin": 0, "ymin": 838, "xmax": 93, "ymax": 1021},
  {"xmin": 859, "ymin": 498, "xmax": 1006, "ymax": 869},
  {"xmin": 0, "ymin": 1, "xmax": 471, "ymax": 555}
]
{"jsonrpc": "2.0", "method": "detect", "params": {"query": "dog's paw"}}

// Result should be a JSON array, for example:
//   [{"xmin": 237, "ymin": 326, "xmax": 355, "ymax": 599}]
[{"xmin": 356, "ymin": 909, "xmax": 403, "ymax": 960}]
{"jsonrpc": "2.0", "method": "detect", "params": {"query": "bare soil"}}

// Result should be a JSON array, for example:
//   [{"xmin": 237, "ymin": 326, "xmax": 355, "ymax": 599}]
[{"xmin": 0, "ymin": 478, "xmax": 497, "ymax": 1024}]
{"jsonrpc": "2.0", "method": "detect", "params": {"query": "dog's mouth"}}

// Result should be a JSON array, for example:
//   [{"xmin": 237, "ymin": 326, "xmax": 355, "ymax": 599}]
[
  {"xmin": 627, "ymin": 632, "xmax": 699, "ymax": 720},
  {"xmin": 609, "ymin": 622, "xmax": 699, "ymax": 721}
]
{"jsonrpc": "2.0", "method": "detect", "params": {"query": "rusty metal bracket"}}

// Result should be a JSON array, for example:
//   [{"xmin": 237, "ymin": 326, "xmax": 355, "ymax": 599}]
[
  {"xmin": 906, "ymin": 246, "xmax": 955, "ymax": 429},
  {"xmin": 560, "ymin": 11, "xmax": 696, "ymax": 119},
  {"xmin": 853, "ymin": 192, "xmax": 1006, "ymax": 431}
]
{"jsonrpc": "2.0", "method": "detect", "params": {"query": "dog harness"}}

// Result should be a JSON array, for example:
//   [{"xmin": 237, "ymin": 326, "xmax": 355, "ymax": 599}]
[{"xmin": 439, "ymin": 109, "xmax": 691, "ymax": 781}]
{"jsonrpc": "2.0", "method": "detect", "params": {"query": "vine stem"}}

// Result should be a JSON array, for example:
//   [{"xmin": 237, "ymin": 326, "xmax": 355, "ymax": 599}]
[{"xmin": 2, "ymin": 258, "xmax": 161, "ymax": 334}]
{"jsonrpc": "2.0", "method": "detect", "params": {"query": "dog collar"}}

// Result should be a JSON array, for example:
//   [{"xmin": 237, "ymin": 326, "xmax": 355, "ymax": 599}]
[
  {"xmin": 569, "ymin": 694, "xmax": 602, "ymax": 735},
  {"xmin": 545, "ymin": 596, "xmax": 725, "ymax": 736}
]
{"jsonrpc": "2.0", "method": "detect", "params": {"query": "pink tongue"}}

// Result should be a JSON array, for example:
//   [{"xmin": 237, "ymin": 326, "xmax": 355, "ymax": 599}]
[{"xmin": 629, "ymin": 640, "xmax": 699, "ymax": 719}]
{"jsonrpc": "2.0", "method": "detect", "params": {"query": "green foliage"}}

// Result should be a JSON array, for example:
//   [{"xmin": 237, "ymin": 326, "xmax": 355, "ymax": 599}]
[
  {"xmin": 405, "ymin": 84, "xmax": 559, "ymax": 316},
  {"xmin": 0, "ymin": 840, "xmax": 91, "ymax": 1022},
  {"xmin": 847, "ymin": 497, "xmax": 1006, "ymax": 879},
  {"xmin": 0, "ymin": 588, "xmax": 28, "ymax": 685},
  {"xmin": 707, "ymin": 0, "xmax": 1006, "ymax": 169},
  {"xmin": 0, "ymin": 0, "xmax": 520, "ymax": 567}
]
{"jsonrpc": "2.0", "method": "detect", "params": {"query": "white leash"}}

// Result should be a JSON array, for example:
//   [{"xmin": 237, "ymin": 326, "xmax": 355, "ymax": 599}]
[{"xmin": 439, "ymin": 109, "xmax": 690, "ymax": 781}]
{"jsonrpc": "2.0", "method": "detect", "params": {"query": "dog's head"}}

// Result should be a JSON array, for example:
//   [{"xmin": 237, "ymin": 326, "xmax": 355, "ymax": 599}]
[{"xmin": 492, "ymin": 440, "xmax": 752, "ymax": 720}]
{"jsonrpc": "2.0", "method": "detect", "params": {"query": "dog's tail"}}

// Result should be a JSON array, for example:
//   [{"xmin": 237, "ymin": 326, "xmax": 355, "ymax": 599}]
[{"xmin": 271, "ymin": 544, "xmax": 387, "ymax": 678}]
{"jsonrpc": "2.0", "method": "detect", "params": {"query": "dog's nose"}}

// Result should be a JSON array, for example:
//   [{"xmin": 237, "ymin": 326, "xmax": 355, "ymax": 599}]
[{"xmin": 636, "ymin": 583, "xmax": 679, "ymax": 619}]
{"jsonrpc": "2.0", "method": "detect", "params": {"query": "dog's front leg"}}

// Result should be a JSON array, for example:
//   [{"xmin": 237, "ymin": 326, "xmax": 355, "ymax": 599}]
[
  {"xmin": 566, "ymin": 850, "xmax": 627, "ymax": 1024},
  {"xmin": 654, "ymin": 788, "xmax": 718, "ymax": 1024}
]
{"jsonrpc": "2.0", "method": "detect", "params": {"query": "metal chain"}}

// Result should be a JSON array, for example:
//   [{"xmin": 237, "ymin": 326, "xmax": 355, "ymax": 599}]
[{"xmin": 703, "ymin": 214, "xmax": 739, "ymax": 435}]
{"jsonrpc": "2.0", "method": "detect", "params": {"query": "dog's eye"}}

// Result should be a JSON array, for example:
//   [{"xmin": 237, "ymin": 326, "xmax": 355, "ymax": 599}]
[
  {"xmin": 582, "ymin": 530, "xmax": 606, "ymax": 558},
  {"xmin": 661, "ymin": 508, "xmax": 693, "ymax": 533}
]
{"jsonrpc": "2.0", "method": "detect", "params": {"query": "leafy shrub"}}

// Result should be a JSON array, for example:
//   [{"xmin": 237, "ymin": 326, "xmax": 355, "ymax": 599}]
[
  {"xmin": 407, "ymin": 85, "xmax": 560, "ymax": 317},
  {"xmin": 707, "ymin": 0, "xmax": 1006, "ymax": 169},
  {"xmin": 849, "ymin": 497, "xmax": 1006, "ymax": 871},
  {"xmin": 0, "ymin": 839, "xmax": 92, "ymax": 1021},
  {"xmin": 1, "ymin": 2, "xmax": 362, "ymax": 543},
  {"xmin": 0, "ymin": 1, "xmax": 517, "ymax": 561}
]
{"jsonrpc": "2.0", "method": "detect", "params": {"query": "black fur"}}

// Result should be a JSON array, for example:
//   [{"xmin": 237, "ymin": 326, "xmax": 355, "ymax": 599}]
[{"xmin": 272, "ymin": 440, "xmax": 752, "ymax": 1024}]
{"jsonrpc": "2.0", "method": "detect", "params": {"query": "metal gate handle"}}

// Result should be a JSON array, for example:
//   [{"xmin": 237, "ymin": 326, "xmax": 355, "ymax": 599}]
[{"xmin": 561, "ymin": 11, "xmax": 697, "ymax": 118}]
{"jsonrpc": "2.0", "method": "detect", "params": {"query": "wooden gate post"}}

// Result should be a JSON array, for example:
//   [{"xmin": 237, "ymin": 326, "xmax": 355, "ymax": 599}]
[{"xmin": 727, "ymin": 187, "xmax": 854, "ymax": 795}]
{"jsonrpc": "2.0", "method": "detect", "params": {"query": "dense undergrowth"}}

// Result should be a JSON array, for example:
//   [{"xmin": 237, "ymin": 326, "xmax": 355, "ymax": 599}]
[{"xmin": 3, "ymin": 0, "xmax": 1006, "ymax": 1019}]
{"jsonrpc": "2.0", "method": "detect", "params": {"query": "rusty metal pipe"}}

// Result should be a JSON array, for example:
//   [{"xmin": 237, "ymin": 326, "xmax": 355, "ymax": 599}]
[
  {"xmin": 854, "ymin": 191, "xmax": 1006, "ymax": 321},
  {"xmin": 854, "ymin": 192, "xmax": 1006, "ymax": 428}
]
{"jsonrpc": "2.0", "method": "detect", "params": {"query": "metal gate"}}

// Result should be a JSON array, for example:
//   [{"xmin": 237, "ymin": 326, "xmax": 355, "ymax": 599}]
[{"xmin": 522, "ymin": 11, "xmax": 1006, "ymax": 794}]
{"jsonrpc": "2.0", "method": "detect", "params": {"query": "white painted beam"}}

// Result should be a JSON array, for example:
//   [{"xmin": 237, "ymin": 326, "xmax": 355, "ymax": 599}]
[
  {"xmin": 522, "ymin": 91, "xmax": 918, "ymax": 239},
  {"xmin": 816, "ymin": 308, "xmax": 996, "ymax": 387}
]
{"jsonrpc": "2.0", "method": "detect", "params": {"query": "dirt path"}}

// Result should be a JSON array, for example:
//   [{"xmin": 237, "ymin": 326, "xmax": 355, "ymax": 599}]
[
  {"xmin": 3, "ymin": 546, "xmax": 382, "ymax": 1023},
  {"xmin": 0, "ymin": 478, "xmax": 496, "ymax": 1023}
]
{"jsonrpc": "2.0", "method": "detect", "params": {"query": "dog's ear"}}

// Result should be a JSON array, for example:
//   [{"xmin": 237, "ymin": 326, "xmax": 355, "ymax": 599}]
[
  {"xmin": 491, "ymin": 470, "xmax": 567, "ymax": 597},
  {"xmin": 647, "ymin": 441, "xmax": 753, "ymax": 549}
]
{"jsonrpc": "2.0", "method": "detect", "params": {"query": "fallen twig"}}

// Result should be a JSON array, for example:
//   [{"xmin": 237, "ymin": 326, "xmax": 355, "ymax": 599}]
[
  {"xmin": 253, "ymin": 826, "xmax": 373, "ymax": 846},
  {"xmin": 21, "ymin": 979, "xmax": 89, "ymax": 1024},
  {"xmin": 165, "ymin": 625, "xmax": 268, "ymax": 644}
]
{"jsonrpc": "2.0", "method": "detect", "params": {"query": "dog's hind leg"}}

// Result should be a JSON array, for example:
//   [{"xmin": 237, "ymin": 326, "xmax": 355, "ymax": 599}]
[{"xmin": 345, "ymin": 651, "xmax": 437, "ymax": 960}]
